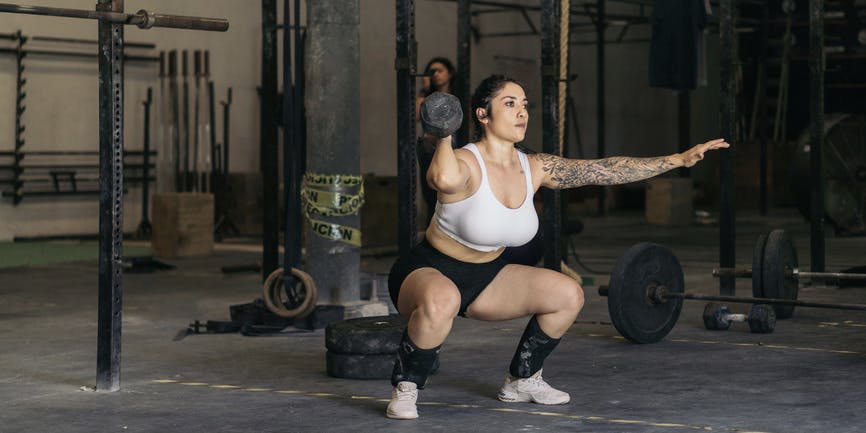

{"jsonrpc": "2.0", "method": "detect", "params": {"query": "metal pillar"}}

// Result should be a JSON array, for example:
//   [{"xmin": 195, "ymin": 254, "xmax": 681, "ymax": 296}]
[
  {"xmin": 456, "ymin": 0, "xmax": 471, "ymax": 145},
  {"xmin": 757, "ymin": 2, "xmax": 769, "ymax": 216},
  {"xmin": 678, "ymin": 91, "xmax": 690, "ymax": 178},
  {"xmin": 809, "ymin": 0, "xmax": 825, "ymax": 272},
  {"xmin": 261, "ymin": 0, "xmax": 279, "ymax": 281},
  {"xmin": 540, "ymin": 0, "xmax": 562, "ymax": 272},
  {"xmin": 396, "ymin": 0, "xmax": 417, "ymax": 257},
  {"xmin": 0, "ymin": 2, "xmax": 226, "ymax": 392},
  {"xmin": 306, "ymin": 0, "xmax": 362, "ymax": 303},
  {"xmin": 282, "ymin": 0, "xmax": 301, "ymax": 278},
  {"xmin": 96, "ymin": 0, "xmax": 124, "ymax": 392},
  {"xmin": 595, "ymin": 0, "xmax": 606, "ymax": 216},
  {"xmin": 718, "ymin": 0, "xmax": 736, "ymax": 296}
]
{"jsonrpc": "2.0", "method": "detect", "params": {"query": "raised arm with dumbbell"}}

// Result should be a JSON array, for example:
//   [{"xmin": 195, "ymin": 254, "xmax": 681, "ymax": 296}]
[{"xmin": 385, "ymin": 74, "xmax": 729, "ymax": 420}]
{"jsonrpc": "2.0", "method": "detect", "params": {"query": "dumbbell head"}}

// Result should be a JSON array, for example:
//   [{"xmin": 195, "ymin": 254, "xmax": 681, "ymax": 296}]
[
  {"xmin": 703, "ymin": 303, "xmax": 732, "ymax": 330},
  {"xmin": 420, "ymin": 92, "xmax": 463, "ymax": 138},
  {"xmin": 747, "ymin": 304, "xmax": 776, "ymax": 334}
]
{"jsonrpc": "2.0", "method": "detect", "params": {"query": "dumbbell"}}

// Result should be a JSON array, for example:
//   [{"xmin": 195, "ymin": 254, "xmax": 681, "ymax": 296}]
[
  {"xmin": 419, "ymin": 91, "xmax": 463, "ymax": 138},
  {"xmin": 702, "ymin": 303, "xmax": 776, "ymax": 334}
]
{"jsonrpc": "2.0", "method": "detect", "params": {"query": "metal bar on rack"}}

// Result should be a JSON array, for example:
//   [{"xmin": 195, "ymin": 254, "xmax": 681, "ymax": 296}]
[{"xmin": 0, "ymin": 3, "xmax": 228, "ymax": 31}]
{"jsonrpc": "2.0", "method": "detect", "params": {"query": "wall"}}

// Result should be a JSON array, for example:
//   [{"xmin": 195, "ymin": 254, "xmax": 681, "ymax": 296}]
[
  {"xmin": 0, "ymin": 1, "xmax": 722, "ymax": 239},
  {"xmin": 0, "ymin": 0, "xmax": 260, "ymax": 240}
]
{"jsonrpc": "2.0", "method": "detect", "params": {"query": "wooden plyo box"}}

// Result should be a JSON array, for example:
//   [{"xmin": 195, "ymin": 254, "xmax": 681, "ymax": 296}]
[
  {"xmin": 645, "ymin": 178, "xmax": 693, "ymax": 226},
  {"xmin": 152, "ymin": 193, "xmax": 214, "ymax": 257}
]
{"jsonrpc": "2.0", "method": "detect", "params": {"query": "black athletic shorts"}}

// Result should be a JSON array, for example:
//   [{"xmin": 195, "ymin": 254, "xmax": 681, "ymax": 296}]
[{"xmin": 388, "ymin": 238, "xmax": 509, "ymax": 317}]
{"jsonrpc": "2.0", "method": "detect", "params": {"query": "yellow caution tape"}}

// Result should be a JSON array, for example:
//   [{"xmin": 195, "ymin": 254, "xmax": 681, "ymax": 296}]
[
  {"xmin": 301, "ymin": 172, "xmax": 364, "ymax": 246},
  {"xmin": 307, "ymin": 217, "xmax": 362, "ymax": 247}
]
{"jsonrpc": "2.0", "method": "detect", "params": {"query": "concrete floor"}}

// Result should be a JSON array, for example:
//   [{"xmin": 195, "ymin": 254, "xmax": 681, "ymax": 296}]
[{"xmin": 2, "ymin": 209, "xmax": 866, "ymax": 433}]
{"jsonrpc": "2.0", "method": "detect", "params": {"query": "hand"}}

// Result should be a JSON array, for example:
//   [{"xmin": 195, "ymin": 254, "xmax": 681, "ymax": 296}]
[
  {"xmin": 678, "ymin": 138, "xmax": 730, "ymax": 167},
  {"xmin": 421, "ymin": 76, "xmax": 431, "ymax": 93}
]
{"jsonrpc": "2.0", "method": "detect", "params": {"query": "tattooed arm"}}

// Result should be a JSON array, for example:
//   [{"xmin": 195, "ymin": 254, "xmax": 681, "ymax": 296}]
[{"xmin": 531, "ymin": 138, "xmax": 730, "ymax": 189}]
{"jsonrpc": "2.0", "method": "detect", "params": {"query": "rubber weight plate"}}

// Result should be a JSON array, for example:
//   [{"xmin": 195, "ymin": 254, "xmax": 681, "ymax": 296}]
[
  {"xmin": 762, "ymin": 229, "xmax": 799, "ymax": 319},
  {"xmin": 325, "ymin": 315, "xmax": 406, "ymax": 354},
  {"xmin": 752, "ymin": 233, "xmax": 768, "ymax": 298},
  {"xmin": 326, "ymin": 351, "xmax": 395, "ymax": 380},
  {"xmin": 607, "ymin": 243, "xmax": 684, "ymax": 344}
]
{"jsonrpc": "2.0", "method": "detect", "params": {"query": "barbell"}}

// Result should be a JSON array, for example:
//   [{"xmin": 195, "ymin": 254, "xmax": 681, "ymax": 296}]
[
  {"xmin": 711, "ymin": 229, "xmax": 866, "ymax": 318},
  {"xmin": 599, "ymin": 242, "xmax": 866, "ymax": 344},
  {"xmin": 0, "ymin": 3, "xmax": 229, "ymax": 31}
]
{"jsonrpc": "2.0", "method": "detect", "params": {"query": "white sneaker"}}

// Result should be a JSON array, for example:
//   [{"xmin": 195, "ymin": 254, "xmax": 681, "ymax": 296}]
[
  {"xmin": 386, "ymin": 381, "xmax": 419, "ymax": 419},
  {"xmin": 497, "ymin": 369, "xmax": 570, "ymax": 405}
]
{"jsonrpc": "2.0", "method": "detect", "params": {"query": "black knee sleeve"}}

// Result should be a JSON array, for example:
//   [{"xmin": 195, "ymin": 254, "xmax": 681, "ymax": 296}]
[
  {"xmin": 509, "ymin": 315, "xmax": 561, "ymax": 378},
  {"xmin": 391, "ymin": 330, "xmax": 441, "ymax": 388}
]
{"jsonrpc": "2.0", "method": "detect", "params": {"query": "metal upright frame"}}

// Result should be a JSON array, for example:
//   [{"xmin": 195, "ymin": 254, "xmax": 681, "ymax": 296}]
[{"xmin": 0, "ymin": 0, "xmax": 228, "ymax": 392}]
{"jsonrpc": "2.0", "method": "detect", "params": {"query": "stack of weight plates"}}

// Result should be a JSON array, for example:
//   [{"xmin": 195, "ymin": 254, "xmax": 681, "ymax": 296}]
[{"xmin": 325, "ymin": 315, "xmax": 407, "ymax": 379}]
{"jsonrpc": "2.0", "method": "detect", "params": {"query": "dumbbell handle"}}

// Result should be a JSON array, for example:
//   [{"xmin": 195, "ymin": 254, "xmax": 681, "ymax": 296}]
[
  {"xmin": 723, "ymin": 313, "xmax": 748, "ymax": 323},
  {"xmin": 712, "ymin": 267, "xmax": 866, "ymax": 280}
]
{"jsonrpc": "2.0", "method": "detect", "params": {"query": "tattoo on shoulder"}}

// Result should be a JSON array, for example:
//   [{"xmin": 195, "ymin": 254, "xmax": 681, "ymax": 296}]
[{"xmin": 531, "ymin": 153, "xmax": 678, "ymax": 189}]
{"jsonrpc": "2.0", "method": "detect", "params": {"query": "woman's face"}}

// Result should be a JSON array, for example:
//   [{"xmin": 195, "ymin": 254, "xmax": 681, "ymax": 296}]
[
  {"xmin": 428, "ymin": 62, "xmax": 452, "ymax": 89},
  {"xmin": 480, "ymin": 82, "xmax": 529, "ymax": 143}
]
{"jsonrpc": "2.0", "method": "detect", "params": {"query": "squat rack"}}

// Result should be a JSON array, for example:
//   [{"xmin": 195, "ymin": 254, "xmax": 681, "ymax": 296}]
[
  {"xmin": 398, "ymin": 0, "xmax": 832, "ymax": 299},
  {"xmin": 0, "ymin": 1, "xmax": 228, "ymax": 392}
]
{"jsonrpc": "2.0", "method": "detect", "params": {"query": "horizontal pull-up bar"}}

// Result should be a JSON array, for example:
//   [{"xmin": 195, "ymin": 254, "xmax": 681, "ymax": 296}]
[{"xmin": 0, "ymin": 3, "xmax": 229, "ymax": 31}]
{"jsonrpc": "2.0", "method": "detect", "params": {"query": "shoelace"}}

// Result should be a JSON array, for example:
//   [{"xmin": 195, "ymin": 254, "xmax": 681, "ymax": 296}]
[
  {"xmin": 396, "ymin": 387, "xmax": 417, "ymax": 401},
  {"xmin": 520, "ymin": 374, "xmax": 548, "ymax": 389}
]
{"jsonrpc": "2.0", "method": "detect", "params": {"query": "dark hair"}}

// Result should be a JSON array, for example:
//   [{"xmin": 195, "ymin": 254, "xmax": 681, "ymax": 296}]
[
  {"xmin": 421, "ymin": 57, "xmax": 456, "ymax": 96},
  {"xmin": 470, "ymin": 74, "xmax": 525, "ymax": 142}
]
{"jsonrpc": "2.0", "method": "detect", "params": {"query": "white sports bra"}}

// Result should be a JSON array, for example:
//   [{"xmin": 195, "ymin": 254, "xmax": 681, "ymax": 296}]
[{"xmin": 434, "ymin": 143, "xmax": 539, "ymax": 252}]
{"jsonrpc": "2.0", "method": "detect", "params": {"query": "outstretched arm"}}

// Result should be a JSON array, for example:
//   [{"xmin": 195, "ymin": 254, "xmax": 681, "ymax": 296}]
[{"xmin": 532, "ymin": 138, "xmax": 729, "ymax": 189}]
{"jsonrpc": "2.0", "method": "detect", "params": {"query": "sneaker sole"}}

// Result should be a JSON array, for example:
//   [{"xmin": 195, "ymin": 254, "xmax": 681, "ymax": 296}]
[
  {"xmin": 386, "ymin": 410, "xmax": 419, "ymax": 420},
  {"xmin": 498, "ymin": 392, "xmax": 570, "ymax": 405}
]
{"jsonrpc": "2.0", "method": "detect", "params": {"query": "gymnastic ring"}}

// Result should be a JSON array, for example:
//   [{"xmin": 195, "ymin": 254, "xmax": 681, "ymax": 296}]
[
  {"xmin": 560, "ymin": 260, "xmax": 583, "ymax": 284},
  {"xmin": 262, "ymin": 267, "xmax": 318, "ymax": 318}
]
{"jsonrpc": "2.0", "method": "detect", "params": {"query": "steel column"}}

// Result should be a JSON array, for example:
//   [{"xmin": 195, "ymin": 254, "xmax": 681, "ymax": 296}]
[
  {"xmin": 282, "ymin": 0, "xmax": 300, "ymax": 277},
  {"xmin": 678, "ymin": 91, "xmax": 690, "ymax": 178},
  {"xmin": 540, "ymin": 0, "xmax": 562, "ymax": 272},
  {"xmin": 809, "ymin": 0, "xmax": 825, "ymax": 273},
  {"xmin": 595, "ymin": 0, "xmax": 606, "ymax": 216},
  {"xmin": 261, "ymin": 0, "xmax": 279, "ymax": 281},
  {"xmin": 96, "ymin": 0, "xmax": 124, "ymax": 392},
  {"xmin": 456, "ymin": 0, "xmax": 471, "ymax": 145},
  {"xmin": 396, "ymin": 0, "xmax": 417, "ymax": 256},
  {"xmin": 718, "ymin": 0, "xmax": 736, "ymax": 296}
]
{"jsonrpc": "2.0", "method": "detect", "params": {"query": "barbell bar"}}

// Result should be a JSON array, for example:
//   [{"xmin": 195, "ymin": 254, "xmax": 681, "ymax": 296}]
[
  {"xmin": 598, "ymin": 283, "xmax": 866, "ymax": 312},
  {"xmin": 710, "ymin": 229, "xmax": 866, "ymax": 319},
  {"xmin": 0, "ymin": 3, "xmax": 229, "ymax": 31},
  {"xmin": 713, "ymin": 267, "xmax": 866, "ymax": 281},
  {"xmin": 598, "ymin": 242, "xmax": 866, "ymax": 344}
]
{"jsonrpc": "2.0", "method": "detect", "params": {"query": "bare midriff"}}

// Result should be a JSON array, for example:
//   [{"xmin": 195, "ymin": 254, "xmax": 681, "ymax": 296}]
[{"xmin": 425, "ymin": 218, "xmax": 505, "ymax": 264}]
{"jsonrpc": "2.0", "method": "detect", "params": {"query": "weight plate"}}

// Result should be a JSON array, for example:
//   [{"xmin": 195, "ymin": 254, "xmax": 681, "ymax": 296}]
[
  {"xmin": 762, "ymin": 229, "xmax": 799, "ymax": 319},
  {"xmin": 326, "ymin": 351, "xmax": 395, "ymax": 380},
  {"xmin": 752, "ymin": 233, "xmax": 768, "ymax": 298},
  {"xmin": 326, "ymin": 315, "xmax": 407, "ymax": 354},
  {"xmin": 607, "ymin": 243, "xmax": 684, "ymax": 344}
]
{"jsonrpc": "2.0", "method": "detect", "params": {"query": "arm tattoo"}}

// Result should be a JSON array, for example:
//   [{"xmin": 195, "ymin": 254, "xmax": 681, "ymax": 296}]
[{"xmin": 533, "ymin": 153, "xmax": 679, "ymax": 189}]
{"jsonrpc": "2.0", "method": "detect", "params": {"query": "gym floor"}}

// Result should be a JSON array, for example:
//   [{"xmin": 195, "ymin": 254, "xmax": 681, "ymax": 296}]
[{"xmin": 2, "ymin": 209, "xmax": 865, "ymax": 433}]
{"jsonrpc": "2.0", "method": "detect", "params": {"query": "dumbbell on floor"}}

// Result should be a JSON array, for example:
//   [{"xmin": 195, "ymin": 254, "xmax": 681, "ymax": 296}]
[
  {"xmin": 702, "ymin": 303, "xmax": 776, "ymax": 334},
  {"xmin": 419, "ymin": 91, "xmax": 463, "ymax": 138}
]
